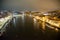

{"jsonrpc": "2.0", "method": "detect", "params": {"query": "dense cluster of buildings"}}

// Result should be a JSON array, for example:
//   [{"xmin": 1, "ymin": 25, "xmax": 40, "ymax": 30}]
[{"xmin": 0, "ymin": 11, "xmax": 9, "ymax": 18}]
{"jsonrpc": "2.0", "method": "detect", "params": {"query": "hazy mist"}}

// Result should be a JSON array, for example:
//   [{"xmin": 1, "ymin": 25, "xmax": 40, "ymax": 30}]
[{"xmin": 1, "ymin": 0, "xmax": 60, "ymax": 12}]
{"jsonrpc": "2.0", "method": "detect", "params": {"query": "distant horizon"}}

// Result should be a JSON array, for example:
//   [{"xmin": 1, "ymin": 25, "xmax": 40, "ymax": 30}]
[{"xmin": 0, "ymin": 0, "xmax": 60, "ymax": 12}]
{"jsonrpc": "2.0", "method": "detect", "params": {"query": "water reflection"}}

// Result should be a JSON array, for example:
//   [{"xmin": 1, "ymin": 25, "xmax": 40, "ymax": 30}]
[
  {"xmin": 12, "ymin": 12, "xmax": 60, "ymax": 32},
  {"xmin": 1, "ymin": 11, "xmax": 60, "ymax": 40},
  {"xmin": 33, "ymin": 18, "xmax": 40, "ymax": 30},
  {"xmin": 22, "ymin": 12, "xmax": 25, "ymax": 26}
]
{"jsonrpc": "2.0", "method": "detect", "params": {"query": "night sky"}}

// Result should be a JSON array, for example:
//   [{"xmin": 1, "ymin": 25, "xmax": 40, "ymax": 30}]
[
  {"xmin": 0, "ymin": 0, "xmax": 2, "ymax": 10},
  {"xmin": 0, "ymin": 0, "xmax": 60, "ymax": 12}
]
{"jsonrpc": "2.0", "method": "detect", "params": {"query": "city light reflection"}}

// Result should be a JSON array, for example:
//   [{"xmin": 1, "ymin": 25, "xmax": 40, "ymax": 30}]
[{"xmin": 33, "ymin": 14, "xmax": 60, "ymax": 31}]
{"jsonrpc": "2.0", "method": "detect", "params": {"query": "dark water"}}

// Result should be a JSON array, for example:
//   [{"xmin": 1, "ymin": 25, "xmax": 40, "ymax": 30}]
[{"xmin": 0, "ymin": 15, "xmax": 60, "ymax": 40}]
